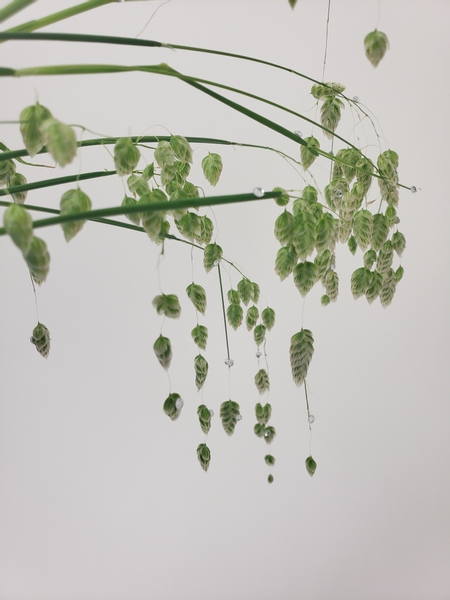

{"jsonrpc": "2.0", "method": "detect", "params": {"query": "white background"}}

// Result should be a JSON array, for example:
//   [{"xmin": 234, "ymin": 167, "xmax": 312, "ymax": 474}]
[{"xmin": 0, "ymin": 1, "xmax": 449, "ymax": 598}]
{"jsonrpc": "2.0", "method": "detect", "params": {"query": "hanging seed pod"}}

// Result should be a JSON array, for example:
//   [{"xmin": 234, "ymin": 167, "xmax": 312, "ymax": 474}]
[
  {"xmin": 113, "ymin": 138, "xmax": 140, "ymax": 176},
  {"xmin": 163, "ymin": 393, "xmax": 183, "ymax": 421},
  {"xmin": 194, "ymin": 354, "xmax": 209, "ymax": 390},
  {"xmin": 197, "ymin": 404, "xmax": 213, "ymax": 435},
  {"xmin": 364, "ymin": 30, "xmax": 389, "ymax": 67},
  {"xmin": 153, "ymin": 335, "xmax": 172, "ymax": 370},
  {"xmin": 24, "ymin": 236, "xmax": 50, "ymax": 284},
  {"xmin": 121, "ymin": 196, "xmax": 140, "ymax": 226},
  {"xmin": 40, "ymin": 118, "xmax": 77, "ymax": 167},
  {"xmin": 7, "ymin": 172, "xmax": 28, "ymax": 204},
  {"xmin": 197, "ymin": 443, "xmax": 211, "ymax": 472},
  {"xmin": 30, "ymin": 322, "xmax": 50, "ymax": 359},
  {"xmin": 305, "ymin": 455, "xmax": 317, "ymax": 477},
  {"xmin": 60, "ymin": 188, "xmax": 92, "ymax": 242},
  {"xmin": 191, "ymin": 324, "xmax": 208, "ymax": 350},
  {"xmin": 202, "ymin": 152, "xmax": 223, "ymax": 186},
  {"xmin": 220, "ymin": 400, "xmax": 241, "ymax": 436},
  {"xmin": 254, "ymin": 371, "xmax": 270, "ymax": 395},
  {"xmin": 290, "ymin": 329, "xmax": 314, "ymax": 386},
  {"xmin": 0, "ymin": 158, "xmax": 16, "ymax": 186},
  {"xmin": 152, "ymin": 294, "xmax": 181, "ymax": 318},
  {"xmin": 263, "ymin": 426, "xmax": 276, "ymax": 444},
  {"xmin": 3, "ymin": 203, "xmax": 33, "ymax": 254},
  {"xmin": 19, "ymin": 103, "xmax": 53, "ymax": 157},
  {"xmin": 154, "ymin": 140, "xmax": 175, "ymax": 168}
]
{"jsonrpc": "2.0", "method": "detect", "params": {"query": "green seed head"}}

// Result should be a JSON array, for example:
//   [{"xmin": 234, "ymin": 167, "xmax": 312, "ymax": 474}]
[{"xmin": 3, "ymin": 203, "xmax": 33, "ymax": 253}]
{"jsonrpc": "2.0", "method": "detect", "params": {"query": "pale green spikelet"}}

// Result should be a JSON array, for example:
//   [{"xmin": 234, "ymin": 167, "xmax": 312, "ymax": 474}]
[
  {"xmin": 363, "ymin": 249, "xmax": 377, "ymax": 270},
  {"xmin": 323, "ymin": 270, "xmax": 339, "ymax": 302},
  {"xmin": 290, "ymin": 329, "xmax": 314, "ymax": 386},
  {"xmin": 127, "ymin": 174, "xmax": 149, "ymax": 198},
  {"xmin": 376, "ymin": 240, "xmax": 394, "ymax": 275},
  {"xmin": 385, "ymin": 206, "xmax": 397, "ymax": 228},
  {"xmin": 293, "ymin": 261, "xmax": 318, "ymax": 297},
  {"xmin": 246, "ymin": 306, "xmax": 259, "ymax": 331},
  {"xmin": 19, "ymin": 103, "xmax": 53, "ymax": 157},
  {"xmin": 365, "ymin": 270, "xmax": 383, "ymax": 304},
  {"xmin": 3, "ymin": 203, "xmax": 33, "ymax": 253},
  {"xmin": 380, "ymin": 268, "xmax": 397, "ymax": 307},
  {"xmin": 321, "ymin": 294, "xmax": 331, "ymax": 306},
  {"xmin": 255, "ymin": 402, "xmax": 272, "ymax": 424},
  {"xmin": 24, "ymin": 236, "xmax": 50, "ymax": 284},
  {"xmin": 255, "ymin": 371, "xmax": 270, "ymax": 394},
  {"xmin": 274, "ymin": 210, "xmax": 294, "ymax": 245},
  {"xmin": 202, "ymin": 152, "xmax": 223, "ymax": 186},
  {"xmin": 300, "ymin": 136, "xmax": 320, "ymax": 170},
  {"xmin": 203, "ymin": 243, "xmax": 223, "ymax": 272},
  {"xmin": 351, "ymin": 267, "xmax": 373, "ymax": 299},
  {"xmin": 121, "ymin": 196, "xmax": 140, "ymax": 226},
  {"xmin": 152, "ymin": 294, "xmax": 181, "ymax": 318},
  {"xmin": 288, "ymin": 0, "xmax": 298, "ymax": 8},
  {"xmin": 268, "ymin": 474, "xmax": 274, "ymax": 483},
  {"xmin": 275, "ymin": 244, "xmax": 297, "ymax": 280},
  {"xmin": 293, "ymin": 211, "xmax": 316, "ymax": 259},
  {"xmin": 254, "ymin": 324, "xmax": 266, "ymax": 346},
  {"xmin": 30, "ymin": 322, "xmax": 50, "ymax": 359},
  {"xmin": 265, "ymin": 454, "xmax": 276, "ymax": 466},
  {"xmin": 7, "ymin": 172, "xmax": 28, "ymax": 204},
  {"xmin": 227, "ymin": 304, "xmax": 243, "ymax": 330},
  {"xmin": 314, "ymin": 249, "xmax": 333, "ymax": 280},
  {"xmin": 261, "ymin": 307, "xmax": 275, "ymax": 330},
  {"xmin": 196, "ymin": 215, "xmax": 214, "ymax": 245},
  {"xmin": 176, "ymin": 211, "xmax": 201, "ymax": 242},
  {"xmin": 364, "ymin": 30, "xmax": 389, "ymax": 67},
  {"xmin": 40, "ymin": 118, "xmax": 77, "ymax": 167},
  {"xmin": 197, "ymin": 443, "xmax": 211, "ymax": 472},
  {"xmin": 254, "ymin": 423, "xmax": 266, "ymax": 438},
  {"xmin": 305, "ymin": 455, "xmax": 317, "ymax": 477},
  {"xmin": 220, "ymin": 400, "xmax": 241, "ymax": 435},
  {"xmin": 371, "ymin": 214, "xmax": 389, "ymax": 251},
  {"xmin": 316, "ymin": 212, "xmax": 337, "ymax": 254},
  {"xmin": 153, "ymin": 335, "xmax": 172, "ymax": 370},
  {"xmin": 395, "ymin": 266, "xmax": 404, "ymax": 282},
  {"xmin": 156, "ymin": 220, "xmax": 170, "ymax": 245},
  {"xmin": 139, "ymin": 189, "xmax": 168, "ymax": 242},
  {"xmin": 273, "ymin": 186, "xmax": 290, "ymax": 206},
  {"xmin": 348, "ymin": 235, "xmax": 357, "ymax": 255},
  {"xmin": 237, "ymin": 278, "xmax": 253, "ymax": 305},
  {"xmin": 142, "ymin": 163, "xmax": 155, "ymax": 180},
  {"xmin": 391, "ymin": 231, "xmax": 406, "ymax": 257},
  {"xmin": 154, "ymin": 140, "xmax": 175, "ymax": 167},
  {"xmin": 186, "ymin": 283, "xmax": 207, "ymax": 315},
  {"xmin": 113, "ymin": 138, "xmax": 140, "ymax": 176},
  {"xmin": 191, "ymin": 325, "xmax": 208, "ymax": 350},
  {"xmin": 251, "ymin": 282, "xmax": 260, "ymax": 303},
  {"xmin": 60, "ymin": 188, "xmax": 92, "ymax": 242},
  {"xmin": 325, "ymin": 178, "xmax": 349, "ymax": 211},
  {"xmin": 263, "ymin": 426, "xmax": 276, "ymax": 444},
  {"xmin": 228, "ymin": 289, "xmax": 241, "ymax": 305},
  {"xmin": 170, "ymin": 135, "xmax": 193, "ymax": 163},
  {"xmin": 302, "ymin": 185, "xmax": 319, "ymax": 204},
  {"xmin": 197, "ymin": 405, "xmax": 213, "ymax": 435},
  {"xmin": 321, "ymin": 96, "xmax": 344, "ymax": 138},
  {"xmin": 163, "ymin": 393, "xmax": 183, "ymax": 421},
  {"xmin": 194, "ymin": 354, "xmax": 208, "ymax": 390},
  {"xmin": 0, "ymin": 158, "xmax": 16, "ymax": 186}
]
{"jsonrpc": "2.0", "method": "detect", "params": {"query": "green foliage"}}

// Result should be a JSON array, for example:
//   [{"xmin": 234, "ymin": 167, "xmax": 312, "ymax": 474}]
[
  {"xmin": 300, "ymin": 136, "xmax": 320, "ymax": 170},
  {"xmin": 265, "ymin": 454, "xmax": 276, "ymax": 466},
  {"xmin": 274, "ymin": 210, "xmax": 294, "ymax": 245},
  {"xmin": 364, "ymin": 30, "xmax": 389, "ymax": 67},
  {"xmin": 60, "ymin": 188, "xmax": 92, "ymax": 242},
  {"xmin": 191, "ymin": 324, "xmax": 208, "ymax": 350},
  {"xmin": 253, "ymin": 324, "xmax": 266, "ymax": 346},
  {"xmin": 227, "ymin": 303, "xmax": 243, "ymax": 330},
  {"xmin": 290, "ymin": 329, "xmax": 314, "ymax": 386},
  {"xmin": 24, "ymin": 236, "xmax": 50, "ymax": 284},
  {"xmin": 255, "ymin": 402, "xmax": 271, "ymax": 423},
  {"xmin": 3, "ymin": 203, "xmax": 33, "ymax": 253},
  {"xmin": 203, "ymin": 243, "xmax": 223, "ymax": 272},
  {"xmin": 19, "ymin": 102, "xmax": 53, "ymax": 157},
  {"xmin": 197, "ymin": 443, "xmax": 211, "ymax": 472},
  {"xmin": 197, "ymin": 405, "xmax": 213, "ymax": 435},
  {"xmin": 220, "ymin": 400, "xmax": 241, "ymax": 436},
  {"xmin": 293, "ymin": 261, "xmax": 317, "ymax": 297},
  {"xmin": 261, "ymin": 307, "xmax": 275, "ymax": 330},
  {"xmin": 275, "ymin": 244, "xmax": 297, "ymax": 280},
  {"xmin": 153, "ymin": 335, "xmax": 172, "ymax": 370},
  {"xmin": 246, "ymin": 305, "xmax": 259, "ymax": 330},
  {"xmin": 255, "ymin": 370, "xmax": 270, "ymax": 394},
  {"xmin": 305, "ymin": 455, "xmax": 317, "ymax": 477},
  {"xmin": 8, "ymin": 172, "xmax": 28, "ymax": 204},
  {"xmin": 163, "ymin": 393, "xmax": 183, "ymax": 421},
  {"xmin": 40, "ymin": 118, "xmax": 77, "ymax": 167},
  {"xmin": 202, "ymin": 152, "xmax": 223, "ymax": 186},
  {"xmin": 186, "ymin": 283, "xmax": 207, "ymax": 315},
  {"xmin": 152, "ymin": 294, "xmax": 181, "ymax": 318},
  {"xmin": 194, "ymin": 354, "xmax": 208, "ymax": 390},
  {"xmin": 30, "ymin": 322, "xmax": 50, "ymax": 359},
  {"xmin": 113, "ymin": 137, "xmax": 140, "ymax": 176}
]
